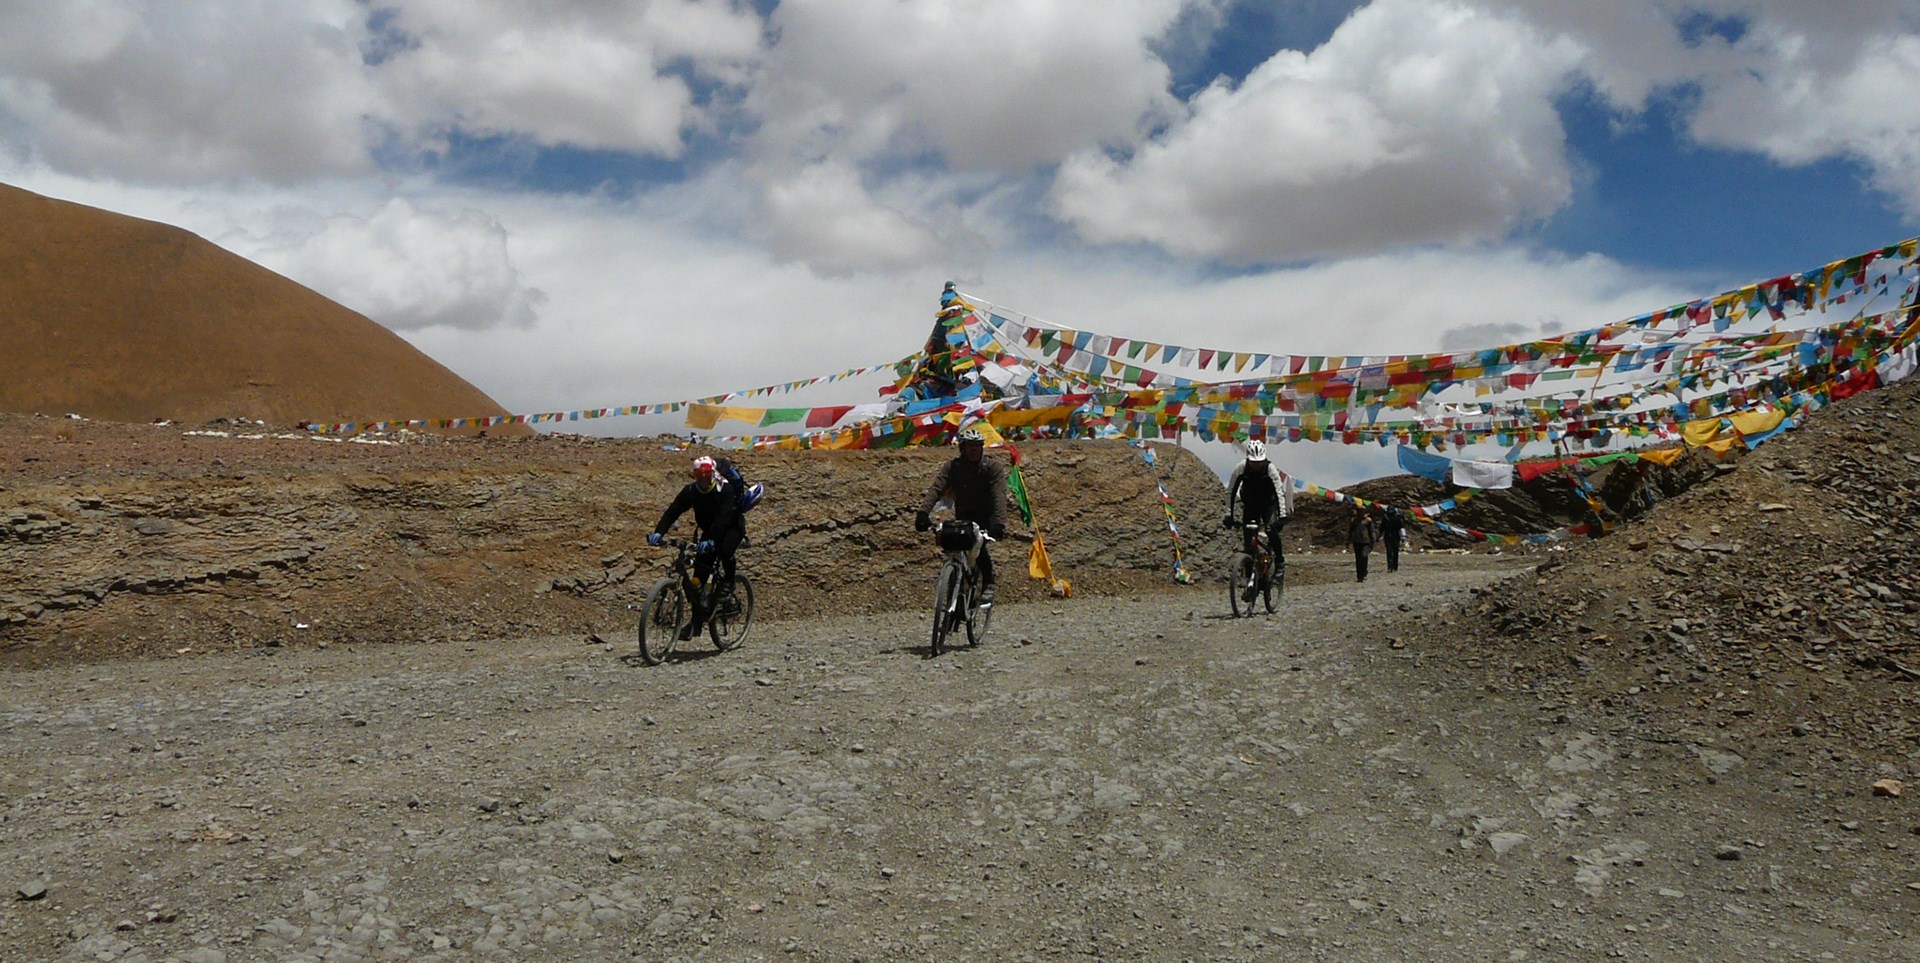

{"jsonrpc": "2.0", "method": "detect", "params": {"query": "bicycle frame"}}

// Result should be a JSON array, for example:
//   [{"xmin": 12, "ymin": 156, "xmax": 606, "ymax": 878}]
[
  {"xmin": 1242, "ymin": 522, "xmax": 1274, "ymax": 581},
  {"xmin": 928, "ymin": 519, "xmax": 993, "ymax": 654},
  {"xmin": 659, "ymin": 539, "xmax": 718, "ymax": 609}
]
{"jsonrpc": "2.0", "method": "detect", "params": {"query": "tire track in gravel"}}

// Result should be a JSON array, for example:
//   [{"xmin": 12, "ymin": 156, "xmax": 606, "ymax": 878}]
[{"xmin": 2, "ymin": 554, "xmax": 1914, "ymax": 962}]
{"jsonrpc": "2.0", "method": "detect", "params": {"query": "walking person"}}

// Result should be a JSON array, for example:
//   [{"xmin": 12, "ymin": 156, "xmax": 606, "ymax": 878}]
[
  {"xmin": 1381, "ymin": 506, "xmax": 1405, "ymax": 573},
  {"xmin": 1347, "ymin": 504, "xmax": 1377, "ymax": 583}
]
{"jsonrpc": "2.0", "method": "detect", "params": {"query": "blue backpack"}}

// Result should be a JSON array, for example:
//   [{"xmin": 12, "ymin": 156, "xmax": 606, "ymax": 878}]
[{"xmin": 716, "ymin": 458, "xmax": 763, "ymax": 513}]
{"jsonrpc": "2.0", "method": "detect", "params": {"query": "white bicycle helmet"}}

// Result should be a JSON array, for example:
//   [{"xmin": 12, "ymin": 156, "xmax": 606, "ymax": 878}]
[
  {"xmin": 957, "ymin": 426, "xmax": 985, "ymax": 444},
  {"xmin": 1243, "ymin": 439, "xmax": 1267, "ymax": 461}
]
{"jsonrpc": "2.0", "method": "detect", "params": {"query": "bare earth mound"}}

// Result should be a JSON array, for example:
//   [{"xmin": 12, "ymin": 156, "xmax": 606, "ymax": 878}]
[{"xmin": 0, "ymin": 183, "xmax": 521, "ymax": 431}]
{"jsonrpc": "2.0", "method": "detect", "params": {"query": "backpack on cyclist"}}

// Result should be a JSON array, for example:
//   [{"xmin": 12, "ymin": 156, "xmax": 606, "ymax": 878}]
[{"xmin": 715, "ymin": 457, "xmax": 764, "ymax": 513}]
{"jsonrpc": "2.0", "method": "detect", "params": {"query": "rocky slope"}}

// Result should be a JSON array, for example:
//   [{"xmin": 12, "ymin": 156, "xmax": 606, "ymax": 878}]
[
  {"xmin": 1450, "ymin": 375, "xmax": 1920, "ymax": 771},
  {"xmin": 0, "ymin": 415, "xmax": 1235, "ymax": 668}
]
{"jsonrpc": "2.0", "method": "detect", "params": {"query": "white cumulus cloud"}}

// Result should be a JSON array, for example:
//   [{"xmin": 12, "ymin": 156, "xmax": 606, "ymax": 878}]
[
  {"xmin": 373, "ymin": 0, "xmax": 764, "ymax": 158},
  {"xmin": 0, "ymin": 0, "xmax": 382, "ymax": 182},
  {"xmin": 1051, "ymin": 0, "xmax": 1585, "ymax": 263},
  {"xmin": 214, "ymin": 197, "xmax": 547, "ymax": 332}
]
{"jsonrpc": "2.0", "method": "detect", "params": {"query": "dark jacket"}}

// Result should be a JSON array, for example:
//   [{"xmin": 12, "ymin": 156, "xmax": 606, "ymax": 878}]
[
  {"xmin": 1381, "ymin": 509, "xmax": 1405, "ymax": 538},
  {"xmin": 1226, "ymin": 460, "xmax": 1293, "ymax": 519},
  {"xmin": 1348, "ymin": 514, "xmax": 1377, "ymax": 549},
  {"xmin": 653, "ymin": 480, "xmax": 741, "ymax": 539},
  {"xmin": 919, "ymin": 455, "xmax": 1010, "ymax": 533}
]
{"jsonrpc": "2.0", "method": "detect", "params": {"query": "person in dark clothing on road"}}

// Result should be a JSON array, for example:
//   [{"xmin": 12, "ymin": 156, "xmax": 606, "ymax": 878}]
[
  {"xmin": 915, "ymin": 427, "xmax": 1010, "ymax": 602},
  {"xmin": 1381, "ymin": 506, "xmax": 1406, "ymax": 573},
  {"xmin": 1223, "ymin": 439, "xmax": 1293, "ymax": 564},
  {"xmin": 1348, "ymin": 504, "xmax": 1377, "ymax": 583},
  {"xmin": 649, "ymin": 455, "xmax": 744, "ymax": 640}
]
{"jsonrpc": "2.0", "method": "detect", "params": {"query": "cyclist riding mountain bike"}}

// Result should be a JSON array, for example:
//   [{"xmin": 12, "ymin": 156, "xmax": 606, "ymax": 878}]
[
  {"xmin": 1224, "ymin": 439, "xmax": 1293, "ymax": 557},
  {"xmin": 914, "ymin": 427, "xmax": 1010, "ymax": 603},
  {"xmin": 648, "ymin": 455, "xmax": 745, "ymax": 641}
]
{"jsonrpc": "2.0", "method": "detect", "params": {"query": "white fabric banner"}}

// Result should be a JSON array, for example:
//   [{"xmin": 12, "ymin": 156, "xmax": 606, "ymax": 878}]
[
  {"xmin": 1452, "ymin": 459, "xmax": 1516, "ymax": 490},
  {"xmin": 1880, "ymin": 345, "xmax": 1918, "ymax": 385}
]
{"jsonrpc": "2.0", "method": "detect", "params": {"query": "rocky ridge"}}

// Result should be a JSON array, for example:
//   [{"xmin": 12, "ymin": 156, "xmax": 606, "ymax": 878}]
[{"xmin": 0, "ymin": 415, "xmax": 1239, "ymax": 668}]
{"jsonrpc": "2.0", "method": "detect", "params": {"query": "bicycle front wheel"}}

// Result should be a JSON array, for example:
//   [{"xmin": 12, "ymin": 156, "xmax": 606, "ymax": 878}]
[
  {"xmin": 1263, "ymin": 561, "xmax": 1281, "ymax": 613},
  {"xmin": 708, "ymin": 575, "xmax": 755, "ymax": 651},
  {"xmin": 1229, "ymin": 555, "xmax": 1255, "ymax": 618},
  {"xmin": 965, "ymin": 572, "xmax": 991, "ymax": 647},
  {"xmin": 930, "ymin": 560, "xmax": 962, "ymax": 656},
  {"xmin": 637, "ymin": 579, "xmax": 685, "ymax": 665}
]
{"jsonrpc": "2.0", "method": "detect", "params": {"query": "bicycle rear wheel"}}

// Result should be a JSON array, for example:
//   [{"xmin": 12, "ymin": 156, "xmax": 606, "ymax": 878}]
[
  {"xmin": 708, "ymin": 575, "xmax": 755, "ymax": 651},
  {"xmin": 1229, "ymin": 555, "xmax": 1255, "ymax": 618},
  {"xmin": 930, "ymin": 560, "xmax": 962, "ymax": 656},
  {"xmin": 965, "ymin": 571, "xmax": 991, "ymax": 647},
  {"xmin": 638, "ymin": 578, "xmax": 685, "ymax": 665}
]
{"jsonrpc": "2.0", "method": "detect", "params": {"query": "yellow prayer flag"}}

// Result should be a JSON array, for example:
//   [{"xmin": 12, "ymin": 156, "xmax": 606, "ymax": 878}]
[
  {"xmin": 1681, "ymin": 418, "xmax": 1724, "ymax": 447},
  {"xmin": 1728, "ymin": 408, "xmax": 1785, "ymax": 436},
  {"xmin": 685, "ymin": 403, "xmax": 724, "ymax": 430},
  {"xmin": 1029, "ymin": 532, "xmax": 1055, "ymax": 581},
  {"xmin": 1635, "ymin": 447, "xmax": 1685, "ymax": 466},
  {"xmin": 971, "ymin": 420, "xmax": 1008, "ymax": 446}
]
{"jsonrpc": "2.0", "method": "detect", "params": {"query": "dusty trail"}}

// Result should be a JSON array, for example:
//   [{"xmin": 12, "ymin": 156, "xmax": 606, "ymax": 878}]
[{"xmin": 2, "ymin": 553, "xmax": 1912, "ymax": 962}]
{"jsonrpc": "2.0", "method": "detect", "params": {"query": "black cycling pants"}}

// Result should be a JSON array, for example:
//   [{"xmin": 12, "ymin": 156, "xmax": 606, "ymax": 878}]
[
  {"xmin": 1243, "ymin": 508, "xmax": 1286, "ymax": 566},
  {"xmin": 691, "ymin": 524, "xmax": 743, "ymax": 624}
]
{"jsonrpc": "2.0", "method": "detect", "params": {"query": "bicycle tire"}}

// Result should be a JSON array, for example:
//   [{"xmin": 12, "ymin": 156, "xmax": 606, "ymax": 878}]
[
  {"xmin": 965, "ymin": 571, "xmax": 990, "ymax": 647},
  {"xmin": 1263, "ymin": 560, "xmax": 1279, "ymax": 614},
  {"xmin": 709, "ymin": 575, "xmax": 755, "ymax": 651},
  {"xmin": 638, "ymin": 578, "xmax": 685, "ymax": 665},
  {"xmin": 930, "ymin": 560, "xmax": 962, "ymax": 656},
  {"xmin": 1229, "ymin": 555, "xmax": 1255, "ymax": 618}
]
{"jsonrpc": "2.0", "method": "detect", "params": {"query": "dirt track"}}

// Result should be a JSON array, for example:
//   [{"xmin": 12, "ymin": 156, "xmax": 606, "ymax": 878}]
[{"xmin": 4, "ymin": 551, "xmax": 1914, "ymax": 962}]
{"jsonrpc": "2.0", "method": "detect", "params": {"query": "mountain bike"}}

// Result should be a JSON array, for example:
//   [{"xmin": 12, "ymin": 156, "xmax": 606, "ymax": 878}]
[
  {"xmin": 1226, "ymin": 517, "xmax": 1281, "ymax": 617},
  {"xmin": 637, "ymin": 538, "xmax": 754, "ymax": 665},
  {"xmin": 928, "ymin": 519, "xmax": 993, "ymax": 656}
]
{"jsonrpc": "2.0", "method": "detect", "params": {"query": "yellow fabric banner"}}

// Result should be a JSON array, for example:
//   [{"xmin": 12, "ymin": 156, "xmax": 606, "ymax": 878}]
[
  {"xmin": 1029, "ymin": 532, "xmax": 1054, "ymax": 581},
  {"xmin": 1729, "ymin": 408, "xmax": 1786, "ymax": 436},
  {"xmin": 988, "ymin": 406, "xmax": 1076, "ymax": 428},
  {"xmin": 1635, "ymin": 447, "xmax": 1686, "ymax": 466},
  {"xmin": 1681, "ymin": 418, "xmax": 1724, "ymax": 447},
  {"xmin": 685, "ymin": 403, "xmax": 766, "ymax": 430}
]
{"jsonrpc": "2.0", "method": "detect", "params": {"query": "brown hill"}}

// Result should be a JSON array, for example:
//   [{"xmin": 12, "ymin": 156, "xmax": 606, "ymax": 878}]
[{"xmin": 0, "ymin": 183, "xmax": 522, "ymax": 432}]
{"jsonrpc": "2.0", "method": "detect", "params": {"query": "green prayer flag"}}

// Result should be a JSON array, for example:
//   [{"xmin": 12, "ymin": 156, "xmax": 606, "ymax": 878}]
[{"xmin": 1007, "ymin": 463, "xmax": 1035, "ymax": 526}]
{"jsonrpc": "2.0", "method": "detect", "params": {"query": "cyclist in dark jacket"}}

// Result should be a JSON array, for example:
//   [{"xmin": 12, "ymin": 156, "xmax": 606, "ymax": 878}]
[
  {"xmin": 914, "ymin": 427, "xmax": 1010, "ymax": 602},
  {"xmin": 1224, "ymin": 439, "xmax": 1293, "ymax": 562},
  {"xmin": 649, "ymin": 455, "xmax": 744, "ymax": 640}
]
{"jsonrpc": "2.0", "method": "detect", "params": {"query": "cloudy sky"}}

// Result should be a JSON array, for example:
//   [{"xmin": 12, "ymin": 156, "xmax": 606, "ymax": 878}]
[{"xmin": 4, "ymin": 0, "xmax": 1919, "ymax": 483}]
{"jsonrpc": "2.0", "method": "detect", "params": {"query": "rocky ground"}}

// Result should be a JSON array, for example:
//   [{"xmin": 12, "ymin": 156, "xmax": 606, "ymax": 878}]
[
  {"xmin": 0, "ymin": 416, "xmax": 1239, "ymax": 669},
  {"xmin": 6, "ymin": 551, "xmax": 1915, "ymax": 962},
  {"xmin": 1454, "ymin": 376, "xmax": 1920, "ymax": 774},
  {"xmin": 5, "ymin": 394, "xmax": 1920, "ymax": 961}
]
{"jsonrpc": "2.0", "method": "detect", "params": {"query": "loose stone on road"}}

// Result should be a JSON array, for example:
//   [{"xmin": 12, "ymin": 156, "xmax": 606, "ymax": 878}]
[{"xmin": 1, "ymin": 554, "xmax": 1913, "ymax": 961}]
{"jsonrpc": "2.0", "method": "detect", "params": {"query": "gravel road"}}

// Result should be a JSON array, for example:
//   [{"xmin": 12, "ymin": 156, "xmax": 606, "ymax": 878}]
[{"xmin": 3, "ymin": 553, "xmax": 1914, "ymax": 962}]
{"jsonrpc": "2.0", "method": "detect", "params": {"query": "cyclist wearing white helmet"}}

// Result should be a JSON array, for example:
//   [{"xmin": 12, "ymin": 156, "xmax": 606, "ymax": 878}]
[
  {"xmin": 1225, "ymin": 437, "xmax": 1293, "ymax": 562},
  {"xmin": 915, "ymin": 425, "xmax": 1011, "ymax": 602},
  {"xmin": 649, "ymin": 454, "xmax": 747, "ymax": 640}
]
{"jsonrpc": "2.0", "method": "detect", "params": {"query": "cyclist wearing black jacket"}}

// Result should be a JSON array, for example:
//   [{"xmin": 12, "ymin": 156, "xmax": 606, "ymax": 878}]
[
  {"xmin": 1224, "ymin": 439, "xmax": 1293, "ymax": 559},
  {"xmin": 914, "ymin": 427, "xmax": 1010, "ymax": 602},
  {"xmin": 648, "ymin": 455, "xmax": 743, "ymax": 640}
]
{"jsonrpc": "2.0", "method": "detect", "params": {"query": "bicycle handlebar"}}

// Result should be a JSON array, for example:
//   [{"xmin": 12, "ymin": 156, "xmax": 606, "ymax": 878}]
[{"xmin": 930, "ymin": 517, "xmax": 995, "ymax": 543}]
